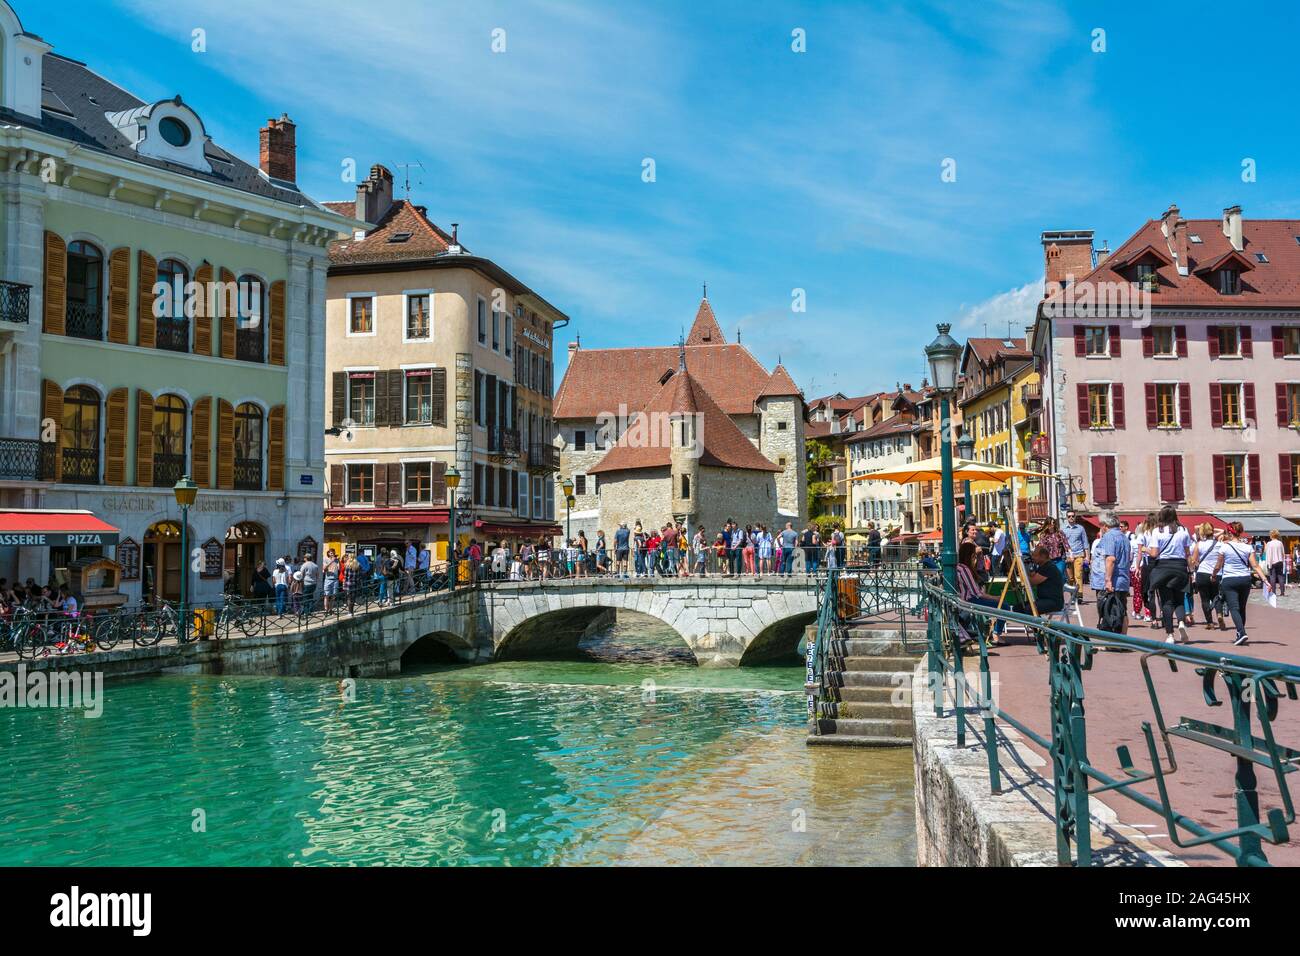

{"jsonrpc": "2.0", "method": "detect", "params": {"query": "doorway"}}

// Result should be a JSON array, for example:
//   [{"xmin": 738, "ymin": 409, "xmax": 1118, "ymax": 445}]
[
  {"xmin": 143, "ymin": 520, "xmax": 185, "ymax": 605},
  {"xmin": 225, "ymin": 522, "xmax": 266, "ymax": 596}
]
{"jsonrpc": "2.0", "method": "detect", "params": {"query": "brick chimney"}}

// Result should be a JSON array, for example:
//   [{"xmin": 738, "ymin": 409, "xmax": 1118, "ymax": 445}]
[
  {"xmin": 355, "ymin": 164, "xmax": 395, "ymax": 226},
  {"xmin": 1041, "ymin": 230, "xmax": 1094, "ymax": 297},
  {"xmin": 1222, "ymin": 205, "xmax": 1243, "ymax": 251},
  {"xmin": 258, "ymin": 114, "xmax": 296, "ymax": 183}
]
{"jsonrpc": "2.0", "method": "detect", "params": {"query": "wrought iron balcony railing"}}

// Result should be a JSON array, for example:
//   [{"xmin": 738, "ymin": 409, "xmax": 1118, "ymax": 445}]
[
  {"xmin": 152, "ymin": 452, "xmax": 186, "ymax": 488},
  {"xmin": 236, "ymin": 327, "xmax": 264, "ymax": 363},
  {"xmin": 234, "ymin": 457, "xmax": 263, "ymax": 491},
  {"xmin": 0, "ymin": 280, "xmax": 31, "ymax": 324},
  {"xmin": 60, "ymin": 446, "xmax": 100, "ymax": 484},
  {"xmin": 0, "ymin": 438, "xmax": 49, "ymax": 481},
  {"xmin": 528, "ymin": 442, "xmax": 559, "ymax": 471},
  {"xmin": 65, "ymin": 302, "xmax": 103, "ymax": 340},
  {"xmin": 156, "ymin": 318, "xmax": 190, "ymax": 353},
  {"xmin": 489, "ymin": 427, "xmax": 520, "ymax": 457}
]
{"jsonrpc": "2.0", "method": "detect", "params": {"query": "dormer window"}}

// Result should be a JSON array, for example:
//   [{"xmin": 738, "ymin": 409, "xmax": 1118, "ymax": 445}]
[
  {"xmin": 1135, "ymin": 263, "xmax": 1158, "ymax": 290},
  {"xmin": 158, "ymin": 117, "xmax": 191, "ymax": 148},
  {"xmin": 1218, "ymin": 269, "xmax": 1241, "ymax": 295},
  {"xmin": 104, "ymin": 97, "xmax": 212, "ymax": 173}
]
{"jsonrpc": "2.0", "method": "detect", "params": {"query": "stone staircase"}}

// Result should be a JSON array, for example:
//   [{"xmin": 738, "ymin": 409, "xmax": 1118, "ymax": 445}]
[{"xmin": 807, "ymin": 626, "xmax": 922, "ymax": 748}]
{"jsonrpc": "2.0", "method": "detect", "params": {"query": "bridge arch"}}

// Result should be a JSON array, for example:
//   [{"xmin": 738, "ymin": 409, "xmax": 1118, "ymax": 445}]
[
  {"xmin": 738, "ymin": 611, "xmax": 817, "ymax": 666},
  {"xmin": 400, "ymin": 631, "xmax": 470, "ymax": 668},
  {"xmin": 496, "ymin": 605, "xmax": 697, "ymax": 663}
]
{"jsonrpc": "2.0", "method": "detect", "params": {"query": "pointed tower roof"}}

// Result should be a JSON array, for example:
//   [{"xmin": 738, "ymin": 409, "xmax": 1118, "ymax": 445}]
[
  {"xmin": 756, "ymin": 363, "xmax": 802, "ymax": 400},
  {"xmin": 685, "ymin": 298, "xmax": 726, "ymax": 345}
]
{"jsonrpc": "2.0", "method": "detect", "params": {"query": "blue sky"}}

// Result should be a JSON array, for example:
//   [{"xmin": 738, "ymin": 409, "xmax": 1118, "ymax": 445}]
[{"xmin": 43, "ymin": 0, "xmax": 1300, "ymax": 397}]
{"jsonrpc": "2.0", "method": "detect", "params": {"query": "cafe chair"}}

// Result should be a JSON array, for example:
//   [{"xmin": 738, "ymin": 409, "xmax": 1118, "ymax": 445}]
[{"xmin": 1041, "ymin": 583, "xmax": 1084, "ymax": 628}]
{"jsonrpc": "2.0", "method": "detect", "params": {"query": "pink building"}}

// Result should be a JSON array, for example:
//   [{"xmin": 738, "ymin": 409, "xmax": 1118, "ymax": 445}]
[{"xmin": 1031, "ymin": 206, "xmax": 1300, "ymax": 536}]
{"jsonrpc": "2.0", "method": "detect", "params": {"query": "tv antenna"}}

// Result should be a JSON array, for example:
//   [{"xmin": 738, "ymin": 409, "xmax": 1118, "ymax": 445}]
[{"xmin": 395, "ymin": 161, "xmax": 425, "ymax": 199}]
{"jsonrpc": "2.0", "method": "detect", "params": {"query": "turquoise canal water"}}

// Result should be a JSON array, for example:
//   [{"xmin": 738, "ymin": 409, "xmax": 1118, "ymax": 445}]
[{"xmin": 0, "ymin": 656, "xmax": 916, "ymax": 866}]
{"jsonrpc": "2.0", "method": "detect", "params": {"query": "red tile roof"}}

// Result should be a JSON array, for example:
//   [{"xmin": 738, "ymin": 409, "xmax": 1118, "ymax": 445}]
[
  {"xmin": 845, "ymin": 412, "xmax": 919, "ymax": 444},
  {"xmin": 587, "ymin": 368, "xmax": 781, "ymax": 474},
  {"xmin": 757, "ymin": 363, "xmax": 802, "ymax": 399},
  {"xmin": 685, "ymin": 299, "xmax": 726, "ymax": 345},
  {"xmin": 965, "ymin": 337, "xmax": 1030, "ymax": 364},
  {"xmin": 327, "ymin": 200, "xmax": 459, "ymax": 265}
]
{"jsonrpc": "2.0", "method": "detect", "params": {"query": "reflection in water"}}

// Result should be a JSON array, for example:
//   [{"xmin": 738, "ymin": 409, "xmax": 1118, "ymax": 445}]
[{"xmin": 0, "ymin": 658, "xmax": 915, "ymax": 866}]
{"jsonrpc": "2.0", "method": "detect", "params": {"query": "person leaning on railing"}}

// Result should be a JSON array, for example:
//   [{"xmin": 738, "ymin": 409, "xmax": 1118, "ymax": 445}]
[{"xmin": 955, "ymin": 540, "xmax": 1005, "ymax": 643}]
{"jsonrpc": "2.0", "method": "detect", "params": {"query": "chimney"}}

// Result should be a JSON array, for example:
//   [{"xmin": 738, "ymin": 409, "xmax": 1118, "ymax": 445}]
[
  {"xmin": 568, "ymin": 341, "xmax": 580, "ymax": 356},
  {"xmin": 447, "ymin": 222, "xmax": 462, "ymax": 255},
  {"xmin": 1160, "ymin": 203, "xmax": 1180, "ymax": 238},
  {"xmin": 355, "ymin": 164, "xmax": 395, "ymax": 226},
  {"xmin": 1222, "ymin": 205, "xmax": 1243, "ymax": 251},
  {"xmin": 259, "ymin": 114, "xmax": 296, "ymax": 183},
  {"xmin": 1172, "ymin": 218, "xmax": 1189, "ymax": 274},
  {"xmin": 1041, "ymin": 230, "xmax": 1094, "ymax": 298},
  {"xmin": 1095, "ymin": 241, "xmax": 1111, "ymax": 266}
]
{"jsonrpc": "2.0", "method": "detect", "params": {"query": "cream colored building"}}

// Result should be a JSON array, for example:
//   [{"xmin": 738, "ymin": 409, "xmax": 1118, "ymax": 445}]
[{"xmin": 323, "ymin": 166, "xmax": 566, "ymax": 563}]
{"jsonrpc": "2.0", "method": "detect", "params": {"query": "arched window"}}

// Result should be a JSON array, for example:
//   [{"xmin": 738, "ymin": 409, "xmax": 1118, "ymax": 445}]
[
  {"xmin": 236, "ymin": 275, "xmax": 265, "ymax": 362},
  {"xmin": 152, "ymin": 394, "xmax": 188, "ymax": 487},
  {"xmin": 233, "ymin": 402, "xmax": 263, "ymax": 490},
  {"xmin": 61, "ymin": 385, "xmax": 101, "ymax": 484},
  {"xmin": 156, "ymin": 258, "xmax": 190, "ymax": 352},
  {"xmin": 66, "ymin": 242, "xmax": 104, "ymax": 340}
]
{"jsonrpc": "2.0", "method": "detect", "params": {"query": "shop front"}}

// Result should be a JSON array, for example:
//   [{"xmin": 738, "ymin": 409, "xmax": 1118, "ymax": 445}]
[
  {"xmin": 0, "ymin": 509, "xmax": 121, "ymax": 590},
  {"xmin": 324, "ymin": 507, "xmax": 448, "ymax": 569}
]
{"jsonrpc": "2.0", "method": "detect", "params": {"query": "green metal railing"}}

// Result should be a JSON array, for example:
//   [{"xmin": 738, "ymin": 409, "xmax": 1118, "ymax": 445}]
[{"xmin": 923, "ymin": 577, "xmax": 1300, "ymax": 867}]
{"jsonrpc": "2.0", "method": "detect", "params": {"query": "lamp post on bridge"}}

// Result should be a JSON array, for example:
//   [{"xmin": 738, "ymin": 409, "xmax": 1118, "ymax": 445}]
[
  {"xmin": 172, "ymin": 476, "xmax": 198, "ymax": 640},
  {"xmin": 561, "ymin": 477, "xmax": 574, "ymax": 544},
  {"xmin": 925, "ymin": 323, "xmax": 962, "ymax": 593},
  {"xmin": 445, "ymin": 466, "xmax": 461, "ymax": 591}
]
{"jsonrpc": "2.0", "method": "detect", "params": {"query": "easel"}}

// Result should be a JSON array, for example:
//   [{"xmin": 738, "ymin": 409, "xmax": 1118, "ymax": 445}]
[{"xmin": 989, "ymin": 479, "xmax": 1037, "ymax": 642}]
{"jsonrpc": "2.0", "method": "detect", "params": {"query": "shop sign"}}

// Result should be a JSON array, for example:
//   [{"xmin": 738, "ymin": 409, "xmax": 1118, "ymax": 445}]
[
  {"xmin": 117, "ymin": 537, "xmax": 141, "ymax": 581},
  {"xmin": 200, "ymin": 538, "xmax": 225, "ymax": 578}
]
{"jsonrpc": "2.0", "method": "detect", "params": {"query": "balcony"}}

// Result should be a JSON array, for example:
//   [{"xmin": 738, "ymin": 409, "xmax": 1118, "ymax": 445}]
[
  {"xmin": 0, "ymin": 280, "xmax": 31, "ymax": 324},
  {"xmin": 156, "ymin": 318, "xmax": 189, "ymax": 353},
  {"xmin": 60, "ymin": 446, "xmax": 100, "ymax": 485},
  {"xmin": 65, "ymin": 302, "xmax": 103, "ymax": 340},
  {"xmin": 0, "ymin": 438, "xmax": 52, "ymax": 481},
  {"xmin": 234, "ymin": 457, "xmax": 263, "ymax": 491},
  {"xmin": 1020, "ymin": 381, "xmax": 1041, "ymax": 406},
  {"xmin": 152, "ymin": 452, "xmax": 186, "ymax": 488},
  {"xmin": 236, "ymin": 327, "xmax": 264, "ymax": 363},
  {"xmin": 489, "ymin": 426, "xmax": 520, "ymax": 458},
  {"xmin": 529, "ymin": 442, "xmax": 559, "ymax": 471},
  {"xmin": 1018, "ymin": 498, "xmax": 1051, "ymax": 523}
]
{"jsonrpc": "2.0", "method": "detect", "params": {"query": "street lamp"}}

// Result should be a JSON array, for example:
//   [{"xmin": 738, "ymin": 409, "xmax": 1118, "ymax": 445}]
[
  {"xmin": 172, "ymin": 475, "xmax": 198, "ymax": 641},
  {"xmin": 445, "ymin": 466, "xmax": 461, "ymax": 591},
  {"xmin": 956, "ymin": 433, "xmax": 975, "ymax": 527},
  {"xmin": 561, "ymin": 477, "xmax": 574, "ymax": 543},
  {"xmin": 925, "ymin": 322, "xmax": 963, "ymax": 593}
]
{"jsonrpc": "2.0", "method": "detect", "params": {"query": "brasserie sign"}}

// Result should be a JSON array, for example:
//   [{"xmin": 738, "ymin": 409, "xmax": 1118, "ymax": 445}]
[{"xmin": 0, "ymin": 531, "xmax": 119, "ymax": 547}]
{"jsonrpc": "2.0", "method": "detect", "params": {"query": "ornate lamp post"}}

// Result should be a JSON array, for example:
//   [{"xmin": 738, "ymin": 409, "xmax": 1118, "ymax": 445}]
[
  {"xmin": 172, "ymin": 475, "xmax": 198, "ymax": 640},
  {"xmin": 445, "ymin": 466, "xmax": 461, "ymax": 591},
  {"xmin": 956, "ymin": 433, "xmax": 975, "ymax": 527},
  {"xmin": 561, "ymin": 477, "xmax": 574, "ymax": 543},
  {"xmin": 925, "ymin": 323, "xmax": 962, "ymax": 593}
]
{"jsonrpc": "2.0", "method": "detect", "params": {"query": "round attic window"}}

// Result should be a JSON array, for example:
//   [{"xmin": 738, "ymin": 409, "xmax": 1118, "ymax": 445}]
[{"xmin": 158, "ymin": 117, "xmax": 191, "ymax": 148}]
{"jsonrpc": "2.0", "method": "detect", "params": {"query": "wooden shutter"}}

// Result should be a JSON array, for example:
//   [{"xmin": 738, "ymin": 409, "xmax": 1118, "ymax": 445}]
[
  {"xmin": 1172, "ymin": 456, "xmax": 1184, "ymax": 502},
  {"xmin": 1274, "ymin": 326, "xmax": 1285, "ymax": 358},
  {"xmin": 387, "ymin": 369, "xmax": 404, "ymax": 427},
  {"xmin": 1212, "ymin": 454, "xmax": 1227, "ymax": 500},
  {"xmin": 1112, "ymin": 383, "xmax": 1125, "ymax": 429},
  {"xmin": 1092, "ymin": 456, "xmax": 1114, "ymax": 504},
  {"xmin": 1108, "ymin": 325, "xmax": 1120, "ymax": 356},
  {"xmin": 1207, "ymin": 325, "xmax": 1220, "ymax": 359},
  {"xmin": 1141, "ymin": 327, "xmax": 1154, "ymax": 358},
  {"xmin": 1176, "ymin": 325, "xmax": 1188, "ymax": 357},
  {"xmin": 1243, "ymin": 382, "xmax": 1257, "ymax": 425},
  {"xmin": 41, "ymin": 379, "xmax": 63, "ymax": 482},
  {"xmin": 1159, "ymin": 456, "xmax": 1175, "ymax": 503},
  {"xmin": 1144, "ymin": 383, "xmax": 1158, "ymax": 429},
  {"xmin": 219, "ymin": 268, "xmax": 237, "ymax": 359},
  {"xmin": 193, "ymin": 262, "xmax": 213, "ymax": 355},
  {"xmin": 373, "ymin": 370, "xmax": 389, "ymax": 426},
  {"xmin": 43, "ymin": 231, "xmax": 66, "ymax": 335},
  {"xmin": 135, "ymin": 389, "xmax": 155, "ymax": 487},
  {"xmin": 103, "ymin": 387, "xmax": 128, "ymax": 485},
  {"xmin": 191, "ymin": 397, "xmax": 212, "ymax": 488},
  {"xmin": 108, "ymin": 247, "xmax": 131, "ymax": 344},
  {"xmin": 329, "ymin": 464, "xmax": 345, "ymax": 507},
  {"xmin": 217, "ymin": 399, "xmax": 234, "ymax": 490},
  {"xmin": 1279, "ymin": 383, "xmax": 1292, "ymax": 427},
  {"xmin": 431, "ymin": 460, "xmax": 447, "ymax": 505},
  {"xmin": 1240, "ymin": 325, "xmax": 1253, "ymax": 358},
  {"xmin": 374, "ymin": 462, "xmax": 390, "ymax": 507},
  {"xmin": 431, "ymin": 367, "xmax": 448, "ymax": 426},
  {"xmin": 1248, "ymin": 454, "xmax": 1262, "ymax": 500},
  {"xmin": 267, "ymin": 405, "xmax": 285, "ymax": 491},
  {"xmin": 1210, "ymin": 383, "xmax": 1223, "ymax": 428},
  {"xmin": 332, "ymin": 371, "xmax": 348, "ymax": 427},
  {"xmin": 1077, "ymin": 383, "xmax": 1090, "ymax": 429},
  {"xmin": 137, "ymin": 250, "xmax": 156, "ymax": 348},
  {"xmin": 1074, "ymin": 326, "xmax": 1086, "ymax": 357},
  {"xmin": 1282, "ymin": 455, "xmax": 1296, "ymax": 500},
  {"xmin": 1178, "ymin": 382, "xmax": 1192, "ymax": 428},
  {"xmin": 268, "ymin": 280, "xmax": 286, "ymax": 365}
]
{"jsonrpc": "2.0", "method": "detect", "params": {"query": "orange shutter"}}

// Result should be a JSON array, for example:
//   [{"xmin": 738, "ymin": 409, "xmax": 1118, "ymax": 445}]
[
  {"xmin": 108, "ymin": 247, "xmax": 131, "ymax": 344},
  {"xmin": 43, "ymin": 232, "xmax": 66, "ymax": 335},
  {"xmin": 268, "ymin": 280, "xmax": 286, "ymax": 365},
  {"xmin": 193, "ymin": 261, "xmax": 213, "ymax": 355},
  {"xmin": 137, "ymin": 250, "xmax": 157, "ymax": 348},
  {"xmin": 191, "ymin": 397, "xmax": 212, "ymax": 488},
  {"xmin": 41, "ymin": 379, "xmax": 63, "ymax": 482},
  {"xmin": 267, "ymin": 404, "xmax": 286, "ymax": 490},
  {"xmin": 219, "ymin": 268, "xmax": 237, "ymax": 359},
  {"xmin": 104, "ymin": 387, "xmax": 128, "ymax": 485},
  {"xmin": 135, "ymin": 389, "xmax": 155, "ymax": 487},
  {"xmin": 217, "ymin": 399, "xmax": 235, "ymax": 489}
]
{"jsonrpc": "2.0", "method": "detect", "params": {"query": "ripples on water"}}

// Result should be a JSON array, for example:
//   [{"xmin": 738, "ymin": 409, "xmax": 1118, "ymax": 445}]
[{"xmin": 0, "ymin": 617, "xmax": 916, "ymax": 867}]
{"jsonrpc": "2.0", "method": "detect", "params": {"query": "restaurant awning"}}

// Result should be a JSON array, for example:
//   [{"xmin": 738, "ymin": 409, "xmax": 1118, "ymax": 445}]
[
  {"xmin": 1077, "ymin": 511, "xmax": 1230, "ymax": 533},
  {"xmin": 325, "ymin": 508, "xmax": 449, "ymax": 526},
  {"xmin": 474, "ymin": 520, "xmax": 563, "ymax": 538},
  {"xmin": 1213, "ymin": 513, "xmax": 1300, "ymax": 535},
  {"xmin": 0, "ymin": 510, "xmax": 120, "ymax": 547}
]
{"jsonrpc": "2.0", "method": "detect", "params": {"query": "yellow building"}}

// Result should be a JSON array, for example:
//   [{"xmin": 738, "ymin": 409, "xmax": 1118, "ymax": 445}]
[{"xmin": 956, "ymin": 337, "xmax": 1036, "ymax": 524}]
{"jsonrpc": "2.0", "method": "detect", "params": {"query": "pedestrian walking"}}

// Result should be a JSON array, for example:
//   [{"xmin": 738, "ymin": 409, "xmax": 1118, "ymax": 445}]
[{"xmin": 1213, "ymin": 522, "xmax": 1274, "ymax": 646}]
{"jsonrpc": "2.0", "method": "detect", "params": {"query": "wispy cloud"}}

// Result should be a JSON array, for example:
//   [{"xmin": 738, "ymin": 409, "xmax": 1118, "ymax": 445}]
[{"xmin": 953, "ymin": 281, "xmax": 1041, "ymax": 337}]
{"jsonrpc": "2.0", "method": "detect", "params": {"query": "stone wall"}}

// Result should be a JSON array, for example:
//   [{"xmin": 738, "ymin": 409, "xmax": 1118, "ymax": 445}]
[
  {"xmin": 756, "ymin": 396, "xmax": 806, "ymax": 522},
  {"xmin": 695, "ymin": 464, "xmax": 779, "ymax": 532}
]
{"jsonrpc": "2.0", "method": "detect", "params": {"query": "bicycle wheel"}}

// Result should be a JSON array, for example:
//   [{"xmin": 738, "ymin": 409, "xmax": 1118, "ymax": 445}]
[
  {"xmin": 13, "ymin": 622, "xmax": 40, "ymax": 660},
  {"xmin": 135, "ymin": 611, "xmax": 166, "ymax": 647},
  {"xmin": 92, "ymin": 615, "xmax": 121, "ymax": 651}
]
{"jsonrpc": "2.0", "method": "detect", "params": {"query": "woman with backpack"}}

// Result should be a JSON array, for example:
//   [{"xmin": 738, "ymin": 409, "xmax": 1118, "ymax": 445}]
[
  {"xmin": 1213, "ymin": 522, "xmax": 1273, "ymax": 647},
  {"xmin": 1190, "ymin": 523, "xmax": 1226, "ymax": 630}
]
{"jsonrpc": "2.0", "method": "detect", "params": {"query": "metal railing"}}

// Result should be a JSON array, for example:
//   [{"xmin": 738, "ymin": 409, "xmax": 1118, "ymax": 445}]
[
  {"xmin": 489, "ymin": 427, "xmax": 520, "ymax": 457},
  {"xmin": 65, "ymin": 302, "xmax": 103, "ymax": 340},
  {"xmin": 152, "ymin": 452, "xmax": 185, "ymax": 487},
  {"xmin": 0, "ymin": 437, "xmax": 46, "ymax": 481},
  {"xmin": 528, "ymin": 443, "xmax": 559, "ymax": 470},
  {"xmin": 0, "ymin": 279, "xmax": 31, "ymax": 324},
  {"xmin": 60, "ymin": 446, "xmax": 99, "ymax": 484},
  {"xmin": 234, "ymin": 457, "xmax": 262, "ymax": 491},
  {"xmin": 236, "ymin": 327, "xmax": 264, "ymax": 363},
  {"xmin": 921, "ymin": 577, "xmax": 1300, "ymax": 867},
  {"xmin": 156, "ymin": 318, "xmax": 189, "ymax": 352}
]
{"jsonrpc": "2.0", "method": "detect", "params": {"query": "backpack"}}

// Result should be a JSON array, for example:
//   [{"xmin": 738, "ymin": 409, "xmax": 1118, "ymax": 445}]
[{"xmin": 1097, "ymin": 590, "xmax": 1126, "ymax": 634}]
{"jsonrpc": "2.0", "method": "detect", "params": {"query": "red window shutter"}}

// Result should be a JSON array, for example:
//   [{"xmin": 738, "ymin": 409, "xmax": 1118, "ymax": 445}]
[
  {"xmin": 1212, "ymin": 454, "xmax": 1227, "ymax": 500},
  {"xmin": 1279, "ymin": 383, "xmax": 1292, "ymax": 427},
  {"xmin": 1142, "ymin": 327, "xmax": 1154, "ymax": 357},
  {"xmin": 1281, "ymin": 454, "xmax": 1295, "ymax": 500},
  {"xmin": 1208, "ymin": 325, "xmax": 1220, "ymax": 359},
  {"xmin": 1178, "ymin": 382, "xmax": 1192, "ymax": 428},
  {"xmin": 1274, "ymin": 326, "xmax": 1285, "ymax": 358},
  {"xmin": 1248, "ymin": 453, "xmax": 1261, "ymax": 500},
  {"xmin": 1244, "ymin": 382, "xmax": 1257, "ymax": 426},
  {"xmin": 1105, "ymin": 457, "xmax": 1118, "ymax": 504},
  {"xmin": 1158, "ymin": 456, "xmax": 1175, "ymax": 502},
  {"xmin": 1077, "ymin": 382, "xmax": 1090, "ymax": 429},
  {"xmin": 1112, "ymin": 382, "xmax": 1126, "ymax": 429},
  {"xmin": 1091, "ymin": 456, "xmax": 1107, "ymax": 503},
  {"xmin": 1210, "ymin": 383, "xmax": 1223, "ymax": 428},
  {"xmin": 1144, "ymin": 383, "xmax": 1158, "ymax": 428},
  {"xmin": 1173, "ymin": 456, "xmax": 1185, "ymax": 502},
  {"xmin": 1176, "ymin": 325, "xmax": 1188, "ymax": 357},
  {"xmin": 1074, "ymin": 325, "xmax": 1086, "ymax": 357},
  {"xmin": 1241, "ymin": 325, "xmax": 1253, "ymax": 357},
  {"xmin": 1109, "ymin": 325, "xmax": 1121, "ymax": 355}
]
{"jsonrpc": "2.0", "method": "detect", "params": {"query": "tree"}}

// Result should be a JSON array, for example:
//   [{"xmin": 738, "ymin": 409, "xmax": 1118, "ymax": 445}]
[{"xmin": 805, "ymin": 439, "xmax": 835, "ymax": 518}]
